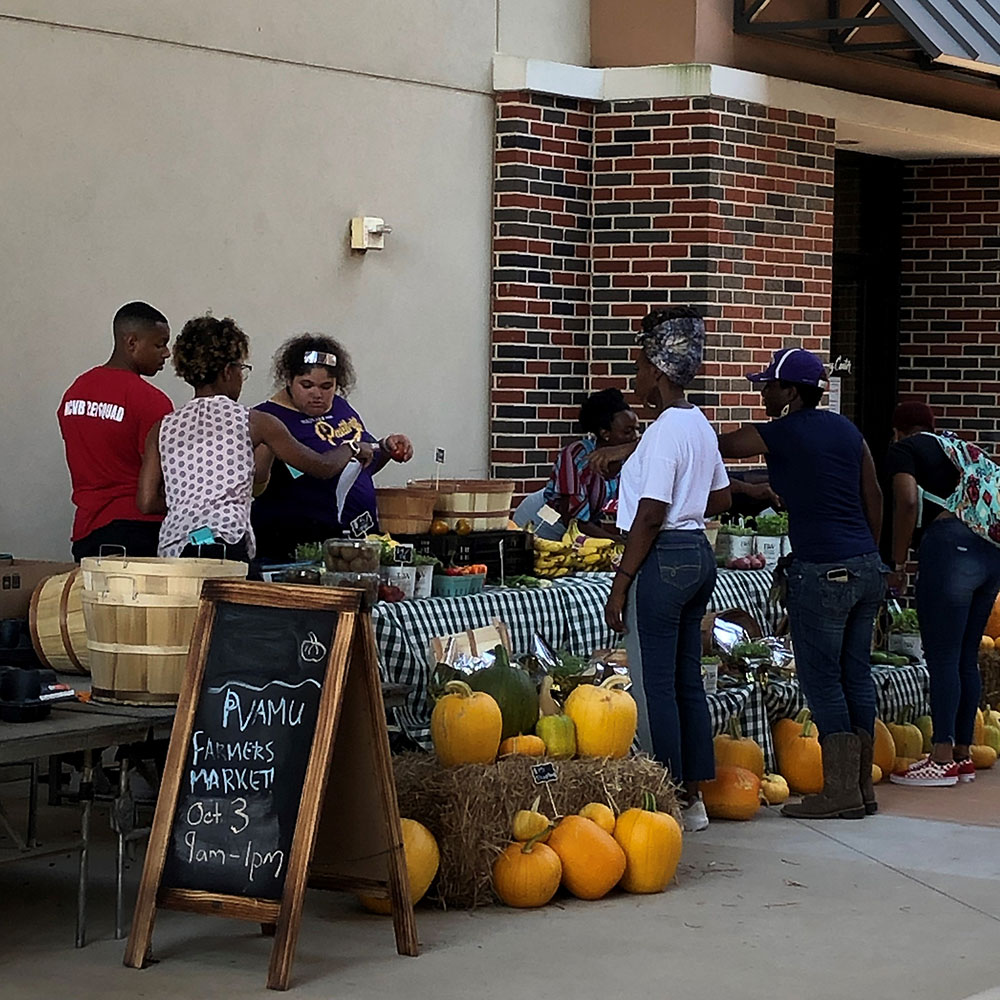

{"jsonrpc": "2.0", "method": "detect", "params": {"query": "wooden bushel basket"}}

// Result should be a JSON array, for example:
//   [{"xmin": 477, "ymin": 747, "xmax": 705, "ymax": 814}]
[
  {"xmin": 80, "ymin": 556, "xmax": 247, "ymax": 705},
  {"xmin": 409, "ymin": 479, "xmax": 515, "ymax": 532},
  {"xmin": 28, "ymin": 569, "xmax": 90, "ymax": 674},
  {"xmin": 376, "ymin": 487, "xmax": 438, "ymax": 535}
]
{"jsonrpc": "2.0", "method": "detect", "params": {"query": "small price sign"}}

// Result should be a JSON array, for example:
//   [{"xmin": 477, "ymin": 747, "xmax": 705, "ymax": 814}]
[
  {"xmin": 530, "ymin": 762, "xmax": 558, "ymax": 785},
  {"xmin": 434, "ymin": 447, "xmax": 446, "ymax": 464}
]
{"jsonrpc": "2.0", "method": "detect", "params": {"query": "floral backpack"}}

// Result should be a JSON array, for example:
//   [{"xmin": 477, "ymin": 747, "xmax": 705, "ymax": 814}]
[{"xmin": 921, "ymin": 432, "xmax": 1000, "ymax": 547}]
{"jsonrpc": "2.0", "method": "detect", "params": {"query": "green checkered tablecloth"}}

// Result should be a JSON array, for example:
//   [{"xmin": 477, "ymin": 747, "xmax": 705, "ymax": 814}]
[
  {"xmin": 372, "ymin": 569, "xmax": 777, "ymax": 749},
  {"xmin": 707, "ymin": 665, "xmax": 931, "ymax": 770}
]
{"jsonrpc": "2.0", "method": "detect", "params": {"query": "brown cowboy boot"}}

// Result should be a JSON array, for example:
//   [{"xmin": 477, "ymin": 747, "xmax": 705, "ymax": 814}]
[
  {"xmin": 856, "ymin": 727, "xmax": 877, "ymax": 815},
  {"xmin": 781, "ymin": 731, "xmax": 866, "ymax": 820}
]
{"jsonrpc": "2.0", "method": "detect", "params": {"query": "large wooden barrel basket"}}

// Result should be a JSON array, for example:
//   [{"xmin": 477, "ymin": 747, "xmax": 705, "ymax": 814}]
[
  {"xmin": 28, "ymin": 569, "xmax": 90, "ymax": 675},
  {"xmin": 80, "ymin": 557, "xmax": 248, "ymax": 705}
]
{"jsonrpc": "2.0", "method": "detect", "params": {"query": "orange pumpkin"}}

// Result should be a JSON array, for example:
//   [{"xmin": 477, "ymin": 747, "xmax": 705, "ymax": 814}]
[
  {"xmin": 773, "ymin": 709, "xmax": 818, "ymax": 757},
  {"xmin": 613, "ymin": 792, "xmax": 683, "ymax": 893},
  {"xmin": 779, "ymin": 720, "xmax": 824, "ymax": 795},
  {"xmin": 713, "ymin": 715, "xmax": 765, "ymax": 778},
  {"xmin": 499, "ymin": 734, "xmax": 546, "ymax": 757},
  {"xmin": 701, "ymin": 765, "xmax": 762, "ymax": 821},
  {"xmin": 492, "ymin": 836, "xmax": 562, "ymax": 908},
  {"xmin": 547, "ymin": 815, "xmax": 626, "ymax": 900},
  {"xmin": 873, "ymin": 718, "xmax": 896, "ymax": 775},
  {"xmin": 985, "ymin": 594, "xmax": 1000, "ymax": 640}
]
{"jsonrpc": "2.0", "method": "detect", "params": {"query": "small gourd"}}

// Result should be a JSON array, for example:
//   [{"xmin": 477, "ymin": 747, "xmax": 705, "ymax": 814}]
[
  {"xmin": 613, "ymin": 791, "xmax": 683, "ymax": 893},
  {"xmin": 547, "ymin": 815, "xmax": 626, "ymax": 900},
  {"xmin": 578, "ymin": 801, "xmax": 616, "ymax": 834},
  {"xmin": 358, "ymin": 819, "xmax": 439, "ymax": 914},
  {"xmin": 982, "ymin": 723, "xmax": 1000, "ymax": 754},
  {"xmin": 499, "ymin": 734, "xmax": 546, "ymax": 757},
  {"xmin": 971, "ymin": 744, "xmax": 997, "ymax": 769},
  {"xmin": 701, "ymin": 765, "xmax": 762, "ymax": 821},
  {"xmin": 512, "ymin": 795, "xmax": 551, "ymax": 843},
  {"xmin": 760, "ymin": 772, "xmax": 790, "ymax": 806},
  {"xmin": 535, "ymin": 675, "xmax": 577, "ymax": 760},
  {"xmin": 773, "ymin": 709, "xmax": 817, "ymax": 757},
  {"xmin": 713, "ymin": 715, "xmax": 765, "ymax": 778},
  {"xmin": 974, "ymin": 708, "xmax": 986, "ymax": 746},
  {"xmin": 871, "ymin": 763, "xmax": 883, "ymax": 784},
  {"xmin": 492, "ymin": 831, "xmax": 563, "ymax": 908},
  {"xmin": 985, "ymin": 705, "xmax": 1000, "ymax": 730},
  {"xmin": 893, "ymin": 755, "xmax": 923, "ymax": 773},
  {"xmin": 564, "ymin": 676, "xmax": 637, "ymax": 759},
  {"xmin": 430, "ymin": 680, "xmax": 502, "ymax": 767},
  {"xmin": 467, "ymin": 645, "xmax": 539, "ymax": 741},
  {"xmin": 873, "ymin": 718, "xmax": 897, "ymax": 775}
]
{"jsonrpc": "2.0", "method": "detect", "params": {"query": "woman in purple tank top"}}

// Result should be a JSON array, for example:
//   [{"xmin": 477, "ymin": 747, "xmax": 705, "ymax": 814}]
[{"xmin": 250, "ymin": 334, "xmax": 413, "ymax": 563}]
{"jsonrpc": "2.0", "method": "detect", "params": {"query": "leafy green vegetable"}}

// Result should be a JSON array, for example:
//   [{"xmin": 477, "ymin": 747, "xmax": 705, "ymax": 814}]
[
  {"xmin": 730, "ymin": 641, "xmax": 772, "ymax": 661},
  {"xmin": 414, "ymin": 553, "xmax": 440, "ymax": 567},
  {"xmin": 754, "ymin": 513, "xmax": 789, "ymax": 537},
  {"xmin": 294, "ymin": 541, "xmax": 324, "ymax": 563},
  {"xmin": 890, "ymin": 607, "xmax": 920, "ymax": 634}
]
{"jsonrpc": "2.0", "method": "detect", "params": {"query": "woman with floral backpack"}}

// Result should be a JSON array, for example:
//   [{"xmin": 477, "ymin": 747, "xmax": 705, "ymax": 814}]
[{"xmin": 886, "ymin": 401, "xmax": 1000, "ymax": 787}]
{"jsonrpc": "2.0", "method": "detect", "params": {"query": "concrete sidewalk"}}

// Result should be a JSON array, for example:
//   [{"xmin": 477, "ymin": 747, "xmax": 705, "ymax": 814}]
[{"xmin": 2, "ymin": 774, "xmax": 998, "ymax": 1000}]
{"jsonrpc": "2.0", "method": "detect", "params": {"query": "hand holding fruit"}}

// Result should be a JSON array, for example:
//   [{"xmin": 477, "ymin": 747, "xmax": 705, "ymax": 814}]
[{"xmin": 382, "ymin": 434, "xmax": 413, "ymax": 462}]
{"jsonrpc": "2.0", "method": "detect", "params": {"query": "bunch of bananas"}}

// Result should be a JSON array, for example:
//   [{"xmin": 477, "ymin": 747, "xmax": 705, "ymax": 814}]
[{"xmin": 532, "ymin": 522, "xmax": 624, "ymax": 577}]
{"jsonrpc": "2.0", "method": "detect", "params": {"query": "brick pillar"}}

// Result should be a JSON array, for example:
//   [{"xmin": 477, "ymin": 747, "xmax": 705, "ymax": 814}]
[
  {"xmin": 491, "ymin": 92, "xmax": 594, "ymax": 502},
  {"xmin": 899, "ymin": 159, "xmax": 1000, "ymax": 449}
]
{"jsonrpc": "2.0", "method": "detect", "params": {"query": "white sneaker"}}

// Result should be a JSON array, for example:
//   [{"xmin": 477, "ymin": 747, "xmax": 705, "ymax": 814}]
[{"xmin": 682, "ymin": 797, "xmax": 709, "ymax": 832}]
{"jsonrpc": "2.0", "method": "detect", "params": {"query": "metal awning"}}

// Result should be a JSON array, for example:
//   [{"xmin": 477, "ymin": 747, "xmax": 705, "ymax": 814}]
[{"xmin": 734, "ymin": 0, "xmax": 1000, "ymax": 81}]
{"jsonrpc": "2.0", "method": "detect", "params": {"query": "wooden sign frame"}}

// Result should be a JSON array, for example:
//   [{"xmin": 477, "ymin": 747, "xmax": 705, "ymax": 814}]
[{"xmin": 124, "ymin": 581, "xmax": 418, "ymax": 990}]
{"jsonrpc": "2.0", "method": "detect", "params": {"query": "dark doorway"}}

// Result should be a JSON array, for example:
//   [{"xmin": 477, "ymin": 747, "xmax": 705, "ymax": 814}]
[{"xmin": 831, "ymin": 150, "xmax": 903, "ymax": 453}]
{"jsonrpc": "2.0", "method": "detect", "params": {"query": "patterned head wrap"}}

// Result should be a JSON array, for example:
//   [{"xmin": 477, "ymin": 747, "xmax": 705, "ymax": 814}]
[{"xmin": 636, "ymin": 312, "xmax": 706, "ymax": 387}]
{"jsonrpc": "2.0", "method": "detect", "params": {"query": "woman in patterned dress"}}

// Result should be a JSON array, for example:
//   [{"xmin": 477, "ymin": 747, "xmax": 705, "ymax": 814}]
[{"xmin": 137, "ymin": 315, "xmax": 371, "ymax": 564}]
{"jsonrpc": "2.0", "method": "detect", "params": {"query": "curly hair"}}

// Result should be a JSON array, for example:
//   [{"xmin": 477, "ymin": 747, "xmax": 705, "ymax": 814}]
[
  {"xmin": 172, "ymin": 315, "xmax": 249, "ymax": 388},
  {"xmin": 578, "ymin": 388, "xmax": 630, "ymax": 437},
  {"xmin": 271, "ymin": 333, "xmax": 356, "ymax": 396}
]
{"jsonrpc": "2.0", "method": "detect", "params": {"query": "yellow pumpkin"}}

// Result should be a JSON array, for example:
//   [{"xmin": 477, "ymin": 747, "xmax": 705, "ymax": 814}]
[
  {"xmin": 981, "ymin": 635, "xmax": 995, "ymax": 651},
  {"xmin": 358, "ymin": 819, "xmax": 439, "ymax": 914},
  {"xmin": 871, "ymin": 763, "xmax": 883, "ymax": 784},
  {"xmin": 578, "ymin": 801, "xmax": 616, "ymax": 834},
  {"xmin": 887, "ymin": 719, "xmax": 924, "ymax": 759},
  {"xmin": 512, "ymin": 795, "xmax": 551, "ymax": 842},
  {"xmin": 974, "ymin": 709, "xmax": 985, "ymax": 746},
  {"xmin": 547, "ymin": 815, "xmax": 626, "ymax": 900},
  {"xmin": 499, "ymin": 734, "xmax": 547, "ymax": 757},
  {"xmin": 713, "ymin": 715, "xmax": 765, "ymax": 779},
  {"xmin": 971, "ymin": 744, "xmax": 997, "ymax": 769},
  {"xmin": 613, "ymin": 792, "xmax": 683, "ymax": 893},
  {"xmin": 564, "ymin": 676, "xmax": 637, "ymax": 759},
  {"xmin": 873, "ymin": 718, "xmax": 896, "ymax": 775},
  {"xmin": 492, "ymin": 837, "xmax": 562, "ymax": 908},
  {"xmin": 985, "ymin": 595, "xmax": 1000, "ymax": 640},
  {"xmin": 701, "ymin": 765, "xmax": 762, "ymax": 820},
  {"xmin": 760, "ymin": 772, "xmax": 790, "ymax": 805},
  {"xmin": 430, "ymin": 680, "xmax": 502, "ymax": 767},
  {"xmin": 779, "ymin": 720, "xmax": 824, "ymax": 795}
]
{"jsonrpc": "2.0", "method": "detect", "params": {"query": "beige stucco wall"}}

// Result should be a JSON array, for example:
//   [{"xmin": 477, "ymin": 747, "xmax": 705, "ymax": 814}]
[{"xmin": 0, "ymin": 2, "xmax": 590, "ymax": 560}]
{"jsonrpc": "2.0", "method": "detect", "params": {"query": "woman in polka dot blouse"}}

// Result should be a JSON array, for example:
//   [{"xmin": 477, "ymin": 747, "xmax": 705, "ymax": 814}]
[{"xmin": 137, "ymin": 315, "xmax": 372, "ymax": 563}]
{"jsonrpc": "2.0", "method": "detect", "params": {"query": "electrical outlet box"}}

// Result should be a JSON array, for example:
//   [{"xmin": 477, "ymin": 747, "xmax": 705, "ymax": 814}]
[{"xmin": 350, "ymin": 216, "xmax": 391, "ymax": 251}]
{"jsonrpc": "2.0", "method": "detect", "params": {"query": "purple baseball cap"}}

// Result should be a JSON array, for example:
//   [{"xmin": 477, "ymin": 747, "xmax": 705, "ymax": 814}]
[{"xmin": 747, "ymin": 347, "xmax": 829, "ymax": 388}]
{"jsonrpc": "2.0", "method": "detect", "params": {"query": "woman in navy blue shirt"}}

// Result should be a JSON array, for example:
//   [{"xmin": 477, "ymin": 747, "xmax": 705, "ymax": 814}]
[{"xmin": 719, "ymin": 348, "xmax": 885, "ymax": 821}]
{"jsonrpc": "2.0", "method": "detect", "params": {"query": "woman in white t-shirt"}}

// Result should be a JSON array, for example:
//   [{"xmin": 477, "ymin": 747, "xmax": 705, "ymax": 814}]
[{"xmin": 605, "ymin": 307, "xmax": 731, "ymax": 832}]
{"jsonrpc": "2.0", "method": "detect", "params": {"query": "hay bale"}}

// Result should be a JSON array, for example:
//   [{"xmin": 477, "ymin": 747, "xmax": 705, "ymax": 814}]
[
  {"xmin": 393, "ymin": 752, "xmax": 680, "ymax": 909},
  {"xmin": 981, "ymin": 649, "xmax": 1000, "ymax": 709}
]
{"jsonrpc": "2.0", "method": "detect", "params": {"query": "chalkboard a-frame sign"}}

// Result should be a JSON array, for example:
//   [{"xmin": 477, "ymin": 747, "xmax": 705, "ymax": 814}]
[{"xmin": 124, "ymin": 581, "xmax": 418, "ymax": 990}]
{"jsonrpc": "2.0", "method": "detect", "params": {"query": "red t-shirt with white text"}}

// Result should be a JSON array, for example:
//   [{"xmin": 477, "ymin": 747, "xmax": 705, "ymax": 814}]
[{"xmin": 58, "ymin": 366, "xmax": 173, "ymax": 541}]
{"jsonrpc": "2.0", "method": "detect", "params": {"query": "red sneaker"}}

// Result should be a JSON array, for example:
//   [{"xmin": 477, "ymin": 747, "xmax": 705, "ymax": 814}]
[
  {"xmin": 889, "ymin": 757, "xmax": 959, "ymax": 787},
  {"xmin": 954, "ymin": 757, "xmax": 976, "ymax": 783}
]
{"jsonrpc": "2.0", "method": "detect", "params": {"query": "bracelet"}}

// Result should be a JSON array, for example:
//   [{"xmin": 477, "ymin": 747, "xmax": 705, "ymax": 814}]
[
  {"xmin": 347, "ymin": 439, "xmax": 361, "ymax": 456},
  {"xmin": 616, "ymin": 567, "xmax": 635, "ymax": 581}
]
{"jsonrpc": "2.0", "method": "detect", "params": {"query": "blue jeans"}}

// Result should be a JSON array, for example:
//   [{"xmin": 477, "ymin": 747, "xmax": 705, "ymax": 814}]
[
  {"xmin": 916, "ymin": 518, "xmax": 1000, "ymax": 746},
  {"xmin": 785, "ymin": 552, "xmax": 885, "ymax": 739},
  {"xmin": 624, "ymin": 530, "xmax": 716, "ymax": 783}
]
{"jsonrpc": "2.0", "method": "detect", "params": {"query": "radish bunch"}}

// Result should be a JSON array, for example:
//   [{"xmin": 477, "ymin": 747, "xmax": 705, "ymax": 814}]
[{"xmin": 726, "ymin": 554, "xmax": 767, "ymax": 571}]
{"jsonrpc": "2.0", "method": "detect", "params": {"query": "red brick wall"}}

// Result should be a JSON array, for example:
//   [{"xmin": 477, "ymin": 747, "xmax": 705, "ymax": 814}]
[
  {"xmin": 491, "ymin": 92, "xmax": 835, "ymax": 499},
  {"xmin": 898, "ymin": 160, "xmax": 1000, "ymax": 450}
]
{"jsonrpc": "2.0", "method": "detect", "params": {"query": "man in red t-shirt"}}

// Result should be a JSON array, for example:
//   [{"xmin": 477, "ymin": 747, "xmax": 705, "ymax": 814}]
[{"xmin": 58, "ymin": 301, "xmax": 174, "ymax": 559}]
